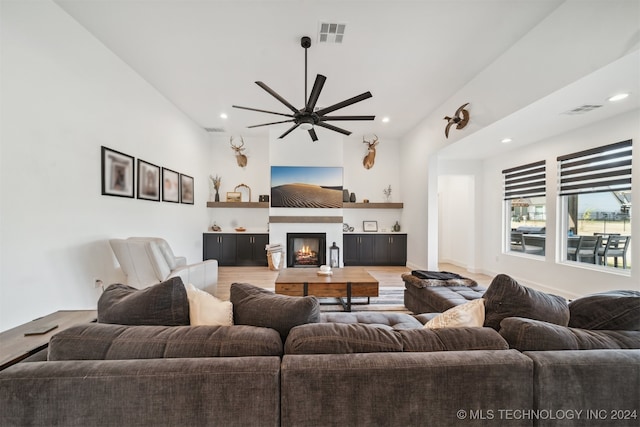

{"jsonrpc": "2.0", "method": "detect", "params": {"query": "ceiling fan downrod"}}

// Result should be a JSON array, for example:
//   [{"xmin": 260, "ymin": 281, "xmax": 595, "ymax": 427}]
[{"xmin": 301, "ymin": 36, "xmax": 311, "ymax": 106}]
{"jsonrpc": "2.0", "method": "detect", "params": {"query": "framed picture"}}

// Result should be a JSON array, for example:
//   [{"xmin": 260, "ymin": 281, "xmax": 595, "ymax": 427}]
[
  {"xmin": 101, "ymin": 146, "xmax": 134, "ymax": 198},
  {"xmin": 162, "ymin": 168, "xmax": 180, "ymax": 203},
  {"xmin": 137, "ymin": 159, "xmax": 160, "ymax": 201},
  {"xmin": 180, "ymin": 174, "xmax": 194, "ymax": 204},
  {"xmin": 226, "ymin": 192, "xmax": 241, "ymax": 202},
  {"xmin": 363, "ymin": 221, "xmax": 378, "ymax": 232},
  {"xmin": 270, "ymin": 166, "xmax": 343, "ymax": 208}
]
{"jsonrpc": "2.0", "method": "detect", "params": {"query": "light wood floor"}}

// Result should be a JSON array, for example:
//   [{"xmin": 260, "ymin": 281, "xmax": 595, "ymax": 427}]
[{"xmin": 215, "ymin": 263, "xmax": 492, "ymax": 300}]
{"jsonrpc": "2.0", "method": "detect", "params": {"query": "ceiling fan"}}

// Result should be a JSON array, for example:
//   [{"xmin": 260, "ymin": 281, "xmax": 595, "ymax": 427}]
[{"xmin": 232, "ymin": 36, "xmax": 375, "ymax": 141}]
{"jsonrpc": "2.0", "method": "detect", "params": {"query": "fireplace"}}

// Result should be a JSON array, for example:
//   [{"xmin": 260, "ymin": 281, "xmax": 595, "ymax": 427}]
[{"xmin": 287, "ymin": 233, "xmax": 326, "ymax": 268}]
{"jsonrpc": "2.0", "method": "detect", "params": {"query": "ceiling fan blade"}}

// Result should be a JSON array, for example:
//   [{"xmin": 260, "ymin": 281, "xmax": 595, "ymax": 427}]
[
  {"xmin": 305, "ymin": 74, "xmax": 326, "ymax": 112},
  {"xmin": 315, "ymin": 121, "xmax": 352, "ymax": 136},
  {"xmin": 255, "ymin": 81, "xmax": 299, "ymax": 113},
  {"xmin": 278, "ymin": 123, "xmax": 300, "ymax": 139},
  {"xmin": 318, "ymin": 115, "xmax": 375, "ymax": 121},
  {"xmin": 315, "ymin": 91, "xmax": 372, "ymax": 116},
  {"xmin": 232, "ymin": 105, "xmax": 294, "ymax": 118},
  {"xmin": 247, "ymin": 119, "xmax": 294, "ymax": 128},
  {"xmin": 308, "ymin": 128, "xmax": 318, "ymax": 141}
]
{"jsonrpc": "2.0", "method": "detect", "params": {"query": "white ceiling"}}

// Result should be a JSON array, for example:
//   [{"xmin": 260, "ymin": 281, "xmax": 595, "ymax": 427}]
[{"xmin": 53, "ymin": 0, "xmax": 639, "ymax": 157}]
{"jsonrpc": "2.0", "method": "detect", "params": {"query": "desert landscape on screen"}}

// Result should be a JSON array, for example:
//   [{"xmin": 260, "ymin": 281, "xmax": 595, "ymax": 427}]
[{"xmin": 271, "ymin": 183, "xmax": 342, "ymax": 208}]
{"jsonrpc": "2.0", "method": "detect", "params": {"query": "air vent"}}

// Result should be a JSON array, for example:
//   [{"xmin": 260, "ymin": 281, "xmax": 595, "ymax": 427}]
[
  {"xmin": 318, "ymin": 22, "xmax": 346, "ymax": 43},
  {"xmin": 204, "ymin": 127, "xmax": 225, "ymax": 133},
  {"xmin": 563, "ymin": 104, "xmax": 603, "ymax": 115}
]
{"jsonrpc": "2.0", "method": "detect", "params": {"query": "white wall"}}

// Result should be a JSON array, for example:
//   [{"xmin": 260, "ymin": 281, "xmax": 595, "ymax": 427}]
[
  {"xmin": 0, "ymin": 1, "xmax": 211, "ymax": 331},
  {"xmin": 442, "ymin": 110, "xmax": 640, "ymax": 299}
]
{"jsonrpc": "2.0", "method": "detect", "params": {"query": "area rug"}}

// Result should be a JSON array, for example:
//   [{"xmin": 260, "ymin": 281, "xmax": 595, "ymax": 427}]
[{"xmin": 316, "ymin": 287, "xmax": 409, "ymax": 313}]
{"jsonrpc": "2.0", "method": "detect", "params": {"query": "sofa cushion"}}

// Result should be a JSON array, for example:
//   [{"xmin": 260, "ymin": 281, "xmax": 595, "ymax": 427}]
[
  {"xmin": 285, "ymin": 323, "xmax": 403, "ymax": 354},
  {"xmin": 483, "ymin": 274, "xmax": 569, "ymax": 330},
  {"xmin": 568, "ymin": 290, "xmax": 640, "ymax": 331},
  {"xmin": 424, "ymin": 298, "xmax": 485, "ymax": 329},
  {"xmin": 399, "ymin": 327, "xmax": 509, "ymax": 352},
  {"xmin": 498, "ymin": 317, "xmax": 640, "ymax": 351},
  {"xmin": 184, "ymin": 283, "xmax": 233, "ymax": 326},
  {"xmin": 97, "ymin": 277, "xmax": 190, "ymax": 326},
  {"xmin": 230, "ymin": 282, "xmax": 320, "ymax": 339},
  {"xmin": 48, "ymin": 323, "xmax": 283, "ymax": 360},
  {"xmin": 321, "ymin": 312, "xmax": 423, "ymax": 330}
]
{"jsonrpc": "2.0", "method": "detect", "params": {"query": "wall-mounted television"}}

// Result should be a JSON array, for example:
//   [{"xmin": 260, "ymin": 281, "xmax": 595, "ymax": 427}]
[{"xmin": 270, "ymin": 166, "xmax": 343, "ymax": 208}]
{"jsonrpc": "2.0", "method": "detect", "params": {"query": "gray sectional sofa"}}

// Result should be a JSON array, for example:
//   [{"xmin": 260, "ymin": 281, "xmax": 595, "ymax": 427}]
[{"xmin": 1, "ymin": 277, "xmax": 639, "ymax": 427}]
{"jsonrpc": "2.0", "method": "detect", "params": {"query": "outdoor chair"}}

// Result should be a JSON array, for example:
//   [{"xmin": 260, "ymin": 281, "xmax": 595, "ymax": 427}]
[
  {"xmin": 598, "ymin": 235, "xmax": 631, "ymax": 269},
  {"xmin": 510, "ymin": 231, "xmax": 544, "ymax": 255},
  {"xmin": 574, "ymin": 235, "xmax": 602, "ymax": 264}
]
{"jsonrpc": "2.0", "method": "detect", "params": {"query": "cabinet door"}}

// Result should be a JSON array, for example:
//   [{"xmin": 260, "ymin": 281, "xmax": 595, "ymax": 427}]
[
  {"xmin": 236, "ymin": 234, "xmax": 269, "ymax": 266},
  {"xmin": 252, "ymin": 234, "xmax": 269, "ymax": 266},
  {"xmin": 388, "ymin": 234, "xmax": 407, "ymax": 265},
  {"xmin": 358, "ymin": 235, "xmax": 376, "ymax": 265},
  {"xmin": 343, "ymin": 235, "xmax": 360, "ymax": 266},
  {"xmin": 204, "ymin": 234, "xmax": 236, "ymax": 266}
]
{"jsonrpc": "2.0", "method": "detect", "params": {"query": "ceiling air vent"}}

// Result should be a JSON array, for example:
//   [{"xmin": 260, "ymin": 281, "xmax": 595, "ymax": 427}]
[
  {"xmin": 318, "ymin": 22, "xmax": 346, "ymax": 43},
  {"xmin": 204, "ymin": 127, "xmax": 225, "ymax": 133},
  {"xmin": 563, "ymin": 104, "xmax": 603, "ymax": 115}
]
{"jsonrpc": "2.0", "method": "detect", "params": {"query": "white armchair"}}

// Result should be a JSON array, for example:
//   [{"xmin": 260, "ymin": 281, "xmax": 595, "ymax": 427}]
[{"xmin": 109, "ymin": 237, "xmax": 218, "ymax": 295}]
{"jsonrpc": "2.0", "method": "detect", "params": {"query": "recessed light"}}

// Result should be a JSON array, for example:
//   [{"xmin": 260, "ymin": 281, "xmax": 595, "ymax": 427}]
[
  {"xmin": 501, "ymin": 138, "xmax": 513, "ymax": 144},
  {"xmin": 220, "ymin": 113, "xmax": 228, "ymax": 119},
  {"xmin": 381, "ymin": 117, "xmax": 390, "ymax": 123},
  {"xmin": 608, "ymin": 93, "xmax": 629, "ymax": 102}
]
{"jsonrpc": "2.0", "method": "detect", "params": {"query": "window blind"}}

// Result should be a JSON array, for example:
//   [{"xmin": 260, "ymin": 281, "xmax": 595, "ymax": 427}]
[
  {"xmin": 502, "ymin": 160, "xmax": 546, "ymax": 200},
  {"xmin": 557, "ymin": 139, "xmax": 632, "ymax": 196}
]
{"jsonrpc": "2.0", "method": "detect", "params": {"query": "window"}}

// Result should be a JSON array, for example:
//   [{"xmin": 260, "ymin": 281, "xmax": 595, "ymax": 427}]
[
  {"xmin": 503, "ymin": 160, "xmax": 546, "ymax": 255},
  {"xmin": 558, "ymin": 140, "xmax": 632, "ymax": 270}
]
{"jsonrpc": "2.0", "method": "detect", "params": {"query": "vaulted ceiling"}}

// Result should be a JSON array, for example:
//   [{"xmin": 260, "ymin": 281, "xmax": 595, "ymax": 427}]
[{"xmin": 53, "ymin": 0, "xmax": 639, "ymax": 156}]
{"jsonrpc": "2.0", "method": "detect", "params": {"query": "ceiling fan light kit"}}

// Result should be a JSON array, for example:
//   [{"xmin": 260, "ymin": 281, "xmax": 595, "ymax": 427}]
[{"xmin": 232, "ymin": 36, "xmax": 374, "ymax": 141}]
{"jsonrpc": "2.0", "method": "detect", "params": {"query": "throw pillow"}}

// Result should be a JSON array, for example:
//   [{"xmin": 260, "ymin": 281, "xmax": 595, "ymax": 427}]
[
  {"xmin": 97, "ymin": 277, "xmax": 190, "ymax": 326},
  {"xmin": 483, "ymin": 274, "xmax": 569, "ymax": 330},
  {"xmin": 230, "ymin": 282, "xmax": 320, "ymax": 339},
  {"xmin": 424, "ymin": 298, "xmax": 485, "ymax": 329},
  {"xmin": 184, "ymin": 283, "xmax": 233, "ymax": 326},
  {"xmin": 568, "ymin": 290, "xmax": 640, "ymax": 330}
]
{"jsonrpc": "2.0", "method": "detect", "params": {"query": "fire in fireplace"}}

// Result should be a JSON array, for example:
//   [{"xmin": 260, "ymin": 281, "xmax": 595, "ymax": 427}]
[{"xmin": 287, "ymin": 233, "xmax": 326, "ymax": 268}]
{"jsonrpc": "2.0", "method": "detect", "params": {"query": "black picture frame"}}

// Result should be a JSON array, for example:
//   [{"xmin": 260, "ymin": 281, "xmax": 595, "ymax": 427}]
[
  {"xmin": 162, "ymin": 167, "xmax": 180, "ymax": 203},
  {"xmin": 137, "ymin": 159, "xmax": 161, "ymax": 201},
  {"xmin": 180, "ymin": 174, "xmax": 194, "ymax": 204},
  {"xmin": 101, "ymin": 146, "xmax": 134, "ymax": 198}
]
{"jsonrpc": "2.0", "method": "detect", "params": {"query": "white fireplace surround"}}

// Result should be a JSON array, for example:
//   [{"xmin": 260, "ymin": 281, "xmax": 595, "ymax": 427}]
[{"xmin": 270, "ymin": 222, "xmax": 343, "ymax": 268}]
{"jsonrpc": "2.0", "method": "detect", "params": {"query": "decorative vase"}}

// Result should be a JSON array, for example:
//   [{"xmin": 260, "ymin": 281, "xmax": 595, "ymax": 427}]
[
  {"xmin": 215, "ymin": 190, "xmax": 220, "ymax": 202},
  {"xmin": 343, "ymin": 189, "xmax": 350, "ymax": 202},
  {"xmin": 350, "ymin": 192, "xmax": 356, "ymax": 202},
  {"xmin": 393, "ymin": 221, "xmax": 401, "ymax": 232}
]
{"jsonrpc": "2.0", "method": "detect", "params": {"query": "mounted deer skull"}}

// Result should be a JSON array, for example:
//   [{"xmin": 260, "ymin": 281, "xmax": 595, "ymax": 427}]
[
  {"xmin": 230, "ymin": 136, "xmax": 247, "ymax": 168},
  {"xmin": 362, "ymin": 135, "xmax": 379, "ymax": 170}
]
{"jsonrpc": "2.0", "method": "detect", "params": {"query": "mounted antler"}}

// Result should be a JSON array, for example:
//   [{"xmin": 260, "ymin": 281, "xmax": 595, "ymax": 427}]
[
  {"xmin": 362, "ymin": 135, "xmax": 379, "ymax": 170},
  {"xmin": 230, "ymin": 136, "xmax": 247, "ymax": 168}
]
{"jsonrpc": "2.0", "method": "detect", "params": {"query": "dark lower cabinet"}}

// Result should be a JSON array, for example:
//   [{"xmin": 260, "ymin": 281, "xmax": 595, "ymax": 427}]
[
  {"xmin": 203, "ymin": 233, "xmax": 268, "ymax": 266},
  {"xmin": 236, "ymin": 234, "xmax": 269, "ymax": 266},
  {"xmin": 344, "ymin": 234, "xmax": 406, "ymax": 266}
]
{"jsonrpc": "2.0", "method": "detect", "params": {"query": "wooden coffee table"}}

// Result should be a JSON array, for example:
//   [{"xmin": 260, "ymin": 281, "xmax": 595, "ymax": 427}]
[{"xmin": 275, "ymin": 267, "xmax": 379, "ymax": 311}]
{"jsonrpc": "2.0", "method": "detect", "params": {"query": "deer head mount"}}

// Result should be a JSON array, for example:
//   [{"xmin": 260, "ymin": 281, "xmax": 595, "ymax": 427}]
[
  {"xmin": 230, "ymin": 136, "xmax": 247, "ymax": 168},
  {"xmin": 443, "ymin": 103, "xmax": 470, "ymax": 138},
  {"xmin": 362, "ymin": 135, "xmax": 379, "ymax": 170}
]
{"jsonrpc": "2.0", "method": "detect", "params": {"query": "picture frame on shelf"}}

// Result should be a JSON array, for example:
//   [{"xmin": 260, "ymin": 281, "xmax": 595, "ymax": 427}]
[
  {"xmin": 363, "ymin": 220, "xmax": 378, "ymax": 232},
  {"xmin": 162, "ymin": 167, "xmax": 180, "ymax": 203},
  {"xmin": 137, "ymin": 159, "xmax": 160, "ymax": 201},
  {"xmin": 180, "ymin": 174, "xmax": 194, "ymax": 204},
  {"xmin": 101, "ymin": 146, "xmax": 134, "ymax": 198},
  {"xmin": 226, "ymin": 191, "xmax": 241, "ymax": 202}
]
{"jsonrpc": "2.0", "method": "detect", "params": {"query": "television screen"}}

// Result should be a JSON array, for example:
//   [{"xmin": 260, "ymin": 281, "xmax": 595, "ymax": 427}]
[{"xmin": 271, "ymin": 166, "xmax": 343, "ymax": 208}]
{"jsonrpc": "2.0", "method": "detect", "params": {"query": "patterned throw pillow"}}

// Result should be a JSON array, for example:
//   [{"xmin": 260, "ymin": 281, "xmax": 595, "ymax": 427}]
[{"xmin": 424, "ymin": 298, "xmax": 486, "ymax": 329}]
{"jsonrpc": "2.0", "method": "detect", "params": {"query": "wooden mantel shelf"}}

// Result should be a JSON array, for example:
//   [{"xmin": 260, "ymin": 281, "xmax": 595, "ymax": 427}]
[
  {"xmin": 206, "ymin": 202, "xmax": 269, "ymax": 208},
  {"xmin": 269, "ymin": 216, "xmax": 343, "ymax": 223},
  {"xmin": 206, "ymin": 202, "xmax": 403, "ymax": 209},
  {"xmin": 343, "ymin": 202, "xmax": 403, "ymax": 209}
]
